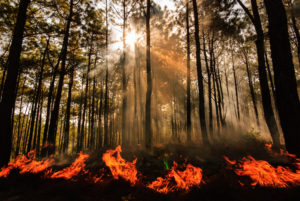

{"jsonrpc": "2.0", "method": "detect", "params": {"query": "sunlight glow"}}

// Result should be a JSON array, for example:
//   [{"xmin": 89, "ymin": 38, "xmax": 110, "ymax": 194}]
[{"xmin": 126, "ymin": 31, "xmax": 137, "ymax": 50}]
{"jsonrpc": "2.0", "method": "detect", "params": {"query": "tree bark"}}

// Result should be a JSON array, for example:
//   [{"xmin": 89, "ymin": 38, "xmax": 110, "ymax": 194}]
[
  {"xmin": 91, "ymin": 58, "xmax": 96, "ymax": 148},
  {"xmin": 104, "ymin": 0, "xmax": 110, "ymax": 146},
  {"xmin": 121, "ymin": 0, "xmax": 128, "ymax": 146},
  {"xmin": 237, "ymin": 0, "xmax": 281, "ymax": 148},
  {"xmin": 203, "ymin": 33, "xmax": 212, "ymax": 134},
  {"xmin": 231, "ymin": 47, "xmax": 240, "ymax": 121},
  {"xmin": 243, "ymin": 48, "xmax": 260, "ymax": 126},
  {"xmin": 80, "ymin": 43, "xmax": 92, "ymax": 151},
  {"xmin": 264, "ymin": 0, "xmax": 300, "ymax": 155},
  {"xmin": 15, "ymin": 77, "xmax": 27, "ymax": 157},
  {"xmin": 0, "ymin": 0, "xmax": 30, "ymax": 166},
  {"xmin": 63, "ymin": 64, "xmax": 74, "ymax": 153},
  {"xmin": 77, "ymin": 74, "xmax": 84, "ymax": 152},
  {"xmin": 42, "ymin": 50, "xmax": 61, "ymax": 155},
  {"xmin": 192, "ymin": 0, "xmax": 209, "ymax": 144},
  {"xmin": 27, "ymin": 38, "xmax": 49, "ymax": 153},
  {"xmin": 265, "ymin": 50, "xmax": 276, "ymax": 99},
  {"xmin": 186, "ymin": 2, "xmax": 192, "ymax": 144},
  {"xmin": 47, "ymin": 0, "xmax": 73, "ymax": 155},
  {"xmin": 287, "ymin": 0, "xmax": 300, "ymax": 65},
  {"xmin": 145, "ymin": 0, "xmax": 152, "ymax": 149}
]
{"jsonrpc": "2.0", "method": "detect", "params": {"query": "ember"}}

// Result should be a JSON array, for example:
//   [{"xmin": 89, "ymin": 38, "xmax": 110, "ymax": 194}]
[{"xmin": 102, "ymin": 145, "xmax": 138, "ymax": 185}]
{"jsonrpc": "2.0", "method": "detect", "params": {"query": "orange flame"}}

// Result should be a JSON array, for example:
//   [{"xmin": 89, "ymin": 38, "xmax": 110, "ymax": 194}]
[
  {"xmin": 49, "ymin": 152, "xmax": 89, "ymax": 180},
  {"xmin": 0, "ymin": 150, "xmax": 53, "ymax": 178},
  {"xmin": 147, "ymin": 162, "xmax": 203, "ymax": 193},
  {"xmin": 102, "ymin": 145, "xmax": 138, "ymax": 185},
  {"xmin": 224, "ymin": 156, "xmax": 300, "ymax": 188},
  {"xmin": 265, "ymin": 144, "xmax": 300, "ymax": 170}
]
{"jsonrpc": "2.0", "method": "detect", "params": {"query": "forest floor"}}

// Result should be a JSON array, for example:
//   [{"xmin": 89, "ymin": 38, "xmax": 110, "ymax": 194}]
[{"xmin": 0, "ymin": 140, "xmax": 300, "ymax": 201}]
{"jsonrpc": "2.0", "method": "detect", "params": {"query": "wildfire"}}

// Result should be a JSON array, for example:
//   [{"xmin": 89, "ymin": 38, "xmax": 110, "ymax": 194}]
[
  {"xmin": 102, "ymin": 145, "xmax": 138, "ymax": 185},
  {"xmin": 224, "ymin": 156, "xmax": 300, "ymax": 188},
  {"xmin": 1, "ymin": 145, "xmax": 299, "ymax": 193},
  {"xmin": 49, "ymin": 152, "xmax": 89, "ymax": 180},
  {"xmin": 147, "ymin": 162, "xmax": 203, "ymax": 194},
  {"xmin": 0, "ymin": 150, "xmax": 54, "ymax": 178},
  {"xmin": 265, "ymin": 143, "xmax": 300, "ymax": 169}
]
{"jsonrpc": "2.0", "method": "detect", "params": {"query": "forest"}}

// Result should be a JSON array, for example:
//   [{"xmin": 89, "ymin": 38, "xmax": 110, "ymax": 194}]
[{"xmin": 0, "ymin": 0, "xmax": 299, "ymax": 200}]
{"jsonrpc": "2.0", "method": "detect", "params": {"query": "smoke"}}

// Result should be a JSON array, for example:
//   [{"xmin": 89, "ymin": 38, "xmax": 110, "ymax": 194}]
[{"xmin": 85, "ymin": 3, "xmax": 280, "ymax": 149}]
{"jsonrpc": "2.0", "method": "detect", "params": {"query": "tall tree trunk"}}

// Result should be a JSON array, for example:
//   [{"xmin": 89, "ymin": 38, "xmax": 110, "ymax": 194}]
[
  {"xmin": 47, "ymin": 0, "xmax": 73, "ymax": 155},
  {"xmin": 42, "ymin": 51, "xmax": 61, "ymax": 155},
  {"xmin": 15, "ymin": 77, "xmax": 27, "ymax": 157},
  {"xmin": 264, "ymin": 0, "xmax": 300, "ymax": 155},
  {"xmin": 0, "ymin": 40, "xmax": 11, "ymax": 100},
  {"xmin": 133, "ymin": 43, "xmax": 138, "ymax": 145},
  {"xmin": 98, "ymin": 86, "xmax": 103, "ymax": 148},
  {"xmin": 23, "ymin": 102, "xmax": 33, "ymax": 152},
  {"xmin": 237, "ymin": 0, "xmax": 281, "ymax": 148},
  {"xmin": 231, "ymin": 47, "xmax": 240, "ymax": 121},
  {"xmin": 0, "ymin": 0, "xmax": 30, "ymax": 166},
  {"xmin": 104, "ymin": 0, "xmax": 110, "ymax": 146},
  {"xmin": 145, "ymin": 0, "xmax": 152, "ymax": 149},
  {"xmin": 36, "ymin": 93, "xmax": 43, "ymax": 156},
  {"xmin": 224, "ymin": 68, "xmax": 230, "ymax": 98},
  {"xmin": 63, "ymin": 64, "xmax": 74, "ymax": 153},
  {"xmin": 80, "ymin": 44, "xmax": 92, "ymax": 151},
  {"xmin": 287, "ymin": 0, "xmax": 300, "ymax": 65},
  {"xmin": 186, "ymin": 2, "xmax": 192, "ymax": 144},
  {"xmin": 121, "ymin": 0, "xmax": 128, "ymax": 146},
  {"xmin": 252, "ymin": 0, "xmax": 281, "ymax": 147},
  {"xmin": 77, "ymin": 75, "xmax": 84, "ymax": 152},
  {"xmin": 91, "ymin": 59, "xmax": 96, "ymax": 149},
  {"xmin": 209, "ymin": 35, "xmax": 220, "ymax": 130},
  {"xmin": 243, "ymin": 49, "xmax": 260, "ymax": 126},
  {"xmin": 203, "ymin": 33, "xmax": 212, "ymax": 135},
  {"xmin": 33, "ymin": 91, "xmax": 42, "ymax": 150},
  {"xmin": 213, "ymin": 46, "xmax": 224, "ymax": 127},
  {"xmin": 265, "ymin": 50, "xmax": 276, "ymax": 99},
  {"xmin": 27, "ymin": 38, "xmax": 49, "ymax": 153},
  {"xmin": 192, "ymin": 0, "xmax": 209, "ymax": 144}
]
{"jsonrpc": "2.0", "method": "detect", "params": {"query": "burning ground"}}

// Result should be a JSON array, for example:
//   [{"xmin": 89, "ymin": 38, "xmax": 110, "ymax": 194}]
[{"xmin": 0, "ymin": 141, "xmax": 300, "ymax": 201}]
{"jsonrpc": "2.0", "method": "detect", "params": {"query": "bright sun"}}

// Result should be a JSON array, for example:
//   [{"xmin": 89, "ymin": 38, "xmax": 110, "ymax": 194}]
[{"xmin": 126, "ymin": 31, "xmax": 137, "ymax": 50}]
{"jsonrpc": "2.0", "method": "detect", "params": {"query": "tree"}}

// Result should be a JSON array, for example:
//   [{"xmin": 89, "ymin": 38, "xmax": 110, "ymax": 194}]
[
  {"xmin": 264, "ymin": 0, "xmax": 300, "ymax": 156},
  {"xmin": 192, "ymin": 0, "xmax": 209, "ymax": 144},
  {"xmin": 0, "ymin": 0, "xmax": 31, "ymax": 167},
  {"xmin": 236, "ymin": 0, "xmax": 281, "ymax": 148},
  {"xmin": 145, "ymin": 0, "xmax": 152, "ymax": 149},
  {"xmin": 186, "ymin": 1, "xmax": 192, "ymax": 144},
  {"xmin": 242, "ymin": 46, "xmax": 259, "ymax": 126},
  {"xmin": 47, "ymin": 0, "xmax": 74, "ymax": 155}
]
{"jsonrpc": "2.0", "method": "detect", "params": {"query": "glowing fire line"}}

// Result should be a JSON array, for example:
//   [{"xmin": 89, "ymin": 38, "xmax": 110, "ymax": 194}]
[
  {"xmin": 1, "ymin": 145, "xmax": 299, "ymax": 193},
  {"xmin": 224, "ymin": 155, "xmax": 300, "ymax": 188}
]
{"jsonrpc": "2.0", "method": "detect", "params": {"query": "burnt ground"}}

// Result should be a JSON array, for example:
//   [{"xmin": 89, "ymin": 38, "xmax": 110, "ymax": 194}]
[{"xmin": 0, "ymin": 140, "xmax": 300, "ymax": 201}]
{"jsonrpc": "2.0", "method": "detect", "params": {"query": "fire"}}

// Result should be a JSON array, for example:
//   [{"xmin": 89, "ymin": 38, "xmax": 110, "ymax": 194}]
[
  {"xmin": 102, "ymin": 145, "xmax": 138, "ymax": 185},
  {"xmin": 3, "ymin": 145, "xmax": 298, "ymax": 192},
  {"xmin": 49, "ymin": 152, "xmax": 89, "ymax": 180},
  {"xmin": 0, "ymin": 150, "xmax": 53, "ymax": 178},
  {"xmin": 147, "ymin": 162, "xmax": 203, "ymax": 193},
  {"xmin": 224, "ymin": 156, "xmax": 300, "ymax": 188},
  {"xmin": 147, "ymin": 176, "xmax": 174, "ymax": 194},
  {"xmin": 265, "ymin": 143, "xmax": 300, "ymax": 170}
]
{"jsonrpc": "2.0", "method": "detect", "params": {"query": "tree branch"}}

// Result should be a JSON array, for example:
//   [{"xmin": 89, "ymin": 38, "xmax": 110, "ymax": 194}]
[{"xmin": 236, "ymin": 0, "xmax": 255, "ymax": 25}]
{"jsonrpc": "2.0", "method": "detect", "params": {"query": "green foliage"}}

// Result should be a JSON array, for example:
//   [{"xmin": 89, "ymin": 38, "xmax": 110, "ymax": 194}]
[{"xmin": 243, "ymin": 127, "xmax": 261, "ymax": 142}]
